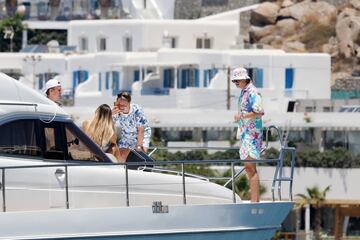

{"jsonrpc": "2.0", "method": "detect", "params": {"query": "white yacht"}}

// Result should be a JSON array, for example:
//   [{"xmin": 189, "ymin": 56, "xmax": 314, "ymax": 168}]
[{"xmin": 0, "ymin": 73, "xmax": 294, "ymax": 239}]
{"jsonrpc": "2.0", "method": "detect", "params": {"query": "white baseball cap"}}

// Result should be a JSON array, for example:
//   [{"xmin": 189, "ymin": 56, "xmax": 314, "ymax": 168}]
[
  {"xmin": 231, "ymin": 67, "xmax": 250, "ymax": 81},
  {"xmin": 43, "ymin": 79, "xmax": 61, "ymax": 94}
]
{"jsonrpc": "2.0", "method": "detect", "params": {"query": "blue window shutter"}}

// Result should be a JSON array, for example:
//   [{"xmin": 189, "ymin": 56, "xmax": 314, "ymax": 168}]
[
  {"xmin": 105, "ymin": 72, "xmax": 110, "ymax": 90},
  {"xmin": 195, "ymin": 69, "xmax": 199, "ymax": 87},
  {"xmin": 163, "ymin": 69, "xmax": 171, "ymax": 88},
  {"xmin": 39, "ymin": 75, "xmax": 44, "ymax": 90},
  {"xmin": 204, "ymin": 70, "xmax": 209, "ymax": 87},
  {"xmin": 212, "ymin": 68, "xmax": 218, "ymax": 78},
  {"xmin": 84, "ymin": 71, "xmax": 89, "ymax": 82},
  {"xmin": 98, "ymin": 73, "xmax": 102, "ymax": 91},
  {"xmin": 134, "ymin": 70, "xmax": 140, "ymax": 82},
  {"xmin": 181, "ymin": 69, "xmax": 187, "ymax": 89},
  {"xmin": 285, "ymin": 68, "xmax": 294, "ymax": 89},
  {"xmin": 255, "ymin": 68, "xmax": 263, "ymax": 88},
  {"xmin": 112, "ymin": 71, "xmax": 120, "ymax": 96},
  {"xmin": 72, "ymin": 71, "xmax": 78, "ymax": 88}
]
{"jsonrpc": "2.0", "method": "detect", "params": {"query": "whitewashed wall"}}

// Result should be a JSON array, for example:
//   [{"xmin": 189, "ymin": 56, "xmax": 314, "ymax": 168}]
[
  {"xmin": 68, "ymin": 20, "xmax": 238, "ymax": 52},
  {"xmin": 257, "ymin": 166, "xmax": 360, "ymax": 201}
]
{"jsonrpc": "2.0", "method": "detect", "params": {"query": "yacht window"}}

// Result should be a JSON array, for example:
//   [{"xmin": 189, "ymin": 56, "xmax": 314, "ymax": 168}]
[
  {"xmin": 43, "ymin": 125, "xmax": 66, "ymax": 160},
  {"xmin": 65, "ymin": 125, "xmax": 103, "ymax": 162},
  {"xmin": 0, "ymin": 120, "xmax": 41, "ymax": 157}
]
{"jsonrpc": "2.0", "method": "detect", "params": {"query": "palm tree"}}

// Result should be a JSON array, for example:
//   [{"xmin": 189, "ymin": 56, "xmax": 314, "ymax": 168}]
[{"xmin": 296, "ymin": 185, "xmax": 331, "ymax": 240}]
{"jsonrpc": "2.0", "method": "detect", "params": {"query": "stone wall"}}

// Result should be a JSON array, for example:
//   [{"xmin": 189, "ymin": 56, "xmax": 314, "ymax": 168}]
[
  {"xmin": 174, "ymin": 0, "xmax": 348, "ymax": 40},
  {"xmin": 174, "ymin": 0, "xmax": 350, "ymax": 19},
  {"xmin": 174, "ymin": 0, "xmax": 262, "ymax": 19},
  {"xmin": 332, "ymin": 77, "xmax": 360, "ymax": 91}
]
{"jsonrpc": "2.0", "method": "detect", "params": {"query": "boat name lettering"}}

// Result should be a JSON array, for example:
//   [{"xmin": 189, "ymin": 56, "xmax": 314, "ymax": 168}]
[
  {"xmin": 152, "ymin": 201, "xmax": 169, "ymax": 214},
  {"xmin": 251, "ymin": 208, "xmax": 264, "ymax": 215}
]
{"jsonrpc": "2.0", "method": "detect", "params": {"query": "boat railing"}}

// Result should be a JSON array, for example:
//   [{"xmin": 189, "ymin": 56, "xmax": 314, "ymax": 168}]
[
  {"xmin": 0, "ymin": 102, "xmax": 38, "ymax": 112},
  {"xmin": 0, "ymin": 126, "xmax": 295, "ymax": 212}
]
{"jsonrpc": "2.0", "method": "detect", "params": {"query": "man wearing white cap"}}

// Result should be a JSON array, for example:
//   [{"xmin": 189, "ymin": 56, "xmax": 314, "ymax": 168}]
[
  {"xmin": 44, "ymin": 79, "xmax": 62, "ymax": 106},
  {"xmin": 232, "ymin": 67, "xmax": 264, "ymax": 202}
]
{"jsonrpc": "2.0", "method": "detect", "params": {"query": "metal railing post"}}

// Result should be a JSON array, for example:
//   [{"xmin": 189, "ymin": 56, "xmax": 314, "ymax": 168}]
[
  {"xmin": 231, "ymin": 162, "xmax": 236, "ymax": 203},
  {"xmin": 64, "ymin": 166, "xmax": 69, "ymax": 209},
  {"xmin": 182, "ymin": 163, "xmax": 186, "ymax": 205},
  {"xmin": 125, "ymin": 165, "xmax": 129, "ymax": 207},
  {"xmin": 2, "ymin": 168, "xmax": 5, "ymax": 212}
]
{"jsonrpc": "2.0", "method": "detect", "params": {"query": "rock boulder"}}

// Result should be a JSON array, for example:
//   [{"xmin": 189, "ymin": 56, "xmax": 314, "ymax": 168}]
[{"xmin": 250, "ymin": 2, "xmax": 280, "ymax": 26}]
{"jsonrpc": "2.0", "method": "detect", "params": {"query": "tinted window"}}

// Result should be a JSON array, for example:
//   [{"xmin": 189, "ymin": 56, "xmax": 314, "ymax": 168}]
[
  {"xmin": 0, "ymin": 120, "xmax": 41, "ymax": 157},
  {"xmin": 43, "ymin": 122, "xmax": 66, "ymax": 160},
  {"xmin": 65, "ymin": 125, "xmax": 104, "ymax": 162}
]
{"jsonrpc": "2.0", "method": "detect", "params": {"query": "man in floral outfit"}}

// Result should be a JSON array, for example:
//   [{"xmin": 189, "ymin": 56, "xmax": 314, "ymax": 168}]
[{"xmin": 232, "ymin": 67, "xmax": 264, "ymax": 202}]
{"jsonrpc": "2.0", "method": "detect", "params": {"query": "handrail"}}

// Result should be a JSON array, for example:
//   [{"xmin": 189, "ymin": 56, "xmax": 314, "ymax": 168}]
[
  {"xmin": 0, "ymin": 103, "xmax": 38, "ymax": 107},
  {"xmin": 223, "ymin": 167, "xmax": 245, "ymax": 188},
  {"xmin": 264, "ymin": 125, "xmax": 284, "ymax": 149},
  {"xmin": 0, "ymin": 102, "xmax": 38, "ymax": 112},
  {"xmin": 1, "ymin": 168, "xmax": 5, "ymax": 212},
  {"xmin": 147, "ymin": 167, "xmax": 209, "ymax": 181},
  {"xmin": 0, "ymin": 148, "xmax": 295, "ymax": 212},
  {"xmin": 149, "ymin": 146, "xmax": 239, "ymax": 152}
]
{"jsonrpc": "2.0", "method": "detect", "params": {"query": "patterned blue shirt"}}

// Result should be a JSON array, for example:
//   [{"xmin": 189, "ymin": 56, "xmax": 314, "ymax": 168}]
[
  {"xmin": 237, "ymin": 83, "xmax": 264, "ymax": 159},
  {"xmin": 113, "ymin": 104, "xmax": 151, "ymax": 148}
]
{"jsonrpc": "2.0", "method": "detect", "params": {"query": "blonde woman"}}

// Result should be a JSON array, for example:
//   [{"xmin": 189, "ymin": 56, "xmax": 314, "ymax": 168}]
[{"xmin": 83, "ymin": 104, "xmax": 124, "ymax": 162}]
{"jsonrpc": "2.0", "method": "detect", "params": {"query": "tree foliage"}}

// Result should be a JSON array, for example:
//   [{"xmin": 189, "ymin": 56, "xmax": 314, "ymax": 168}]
[
  {"xmin": 296, "ymin": 185, "xmax": 331, "ymax": 240},
  {"xmin": 0, "ymin": 14, "xmax": 24, "ymax": 52},
  {"xmin": 28, "ymin": 29, "xmax": 67, "ymax": 45},
  {"xmin": 151, "ymin": 147, "xmax": 360, "ymax": 169},
  {"xmin": 219, "ymin": 169, "xmax": 267, "ymax": 200}
]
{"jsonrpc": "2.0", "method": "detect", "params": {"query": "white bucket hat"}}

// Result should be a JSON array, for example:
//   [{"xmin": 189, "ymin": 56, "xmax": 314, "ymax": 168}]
[
  {"xmin": 43, "ymin": 79, "xmax": 61, "ymax": 94},
  {"xmin": 231, "ymin": 67, "xmax": 250, "ymax": 81}
]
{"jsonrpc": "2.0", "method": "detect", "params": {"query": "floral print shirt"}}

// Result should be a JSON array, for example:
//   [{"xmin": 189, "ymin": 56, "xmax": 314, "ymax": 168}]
[
  {"xmin": 237, "ymin": 83, "xmax": 264, "ymax": 159},
  {"xmin": 113, "ymin": 104, "xmax": 151, "ymax": 148}
]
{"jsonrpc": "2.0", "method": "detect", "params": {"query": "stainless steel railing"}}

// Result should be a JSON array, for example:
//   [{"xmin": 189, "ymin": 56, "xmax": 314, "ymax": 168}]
[{"xmin": 0, "ymin": 126, "xmax": 295, "ymax": 212}]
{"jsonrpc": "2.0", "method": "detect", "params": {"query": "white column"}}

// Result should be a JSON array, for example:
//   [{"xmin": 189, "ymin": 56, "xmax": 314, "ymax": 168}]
[
  {"xmin": 199, "ymin": 66, "xmax": 204, "ymax": 88},
  {"xmin": 174, "ymin": 67, "xmax": 178, "ymax": 89},
  {"xmin": 343, "ymin": 216, "xmax": 349, "ymax": 237},
  {"xmin": 140, "ymin": 66, "xmax": 144, "ymax": 82},
  {"xmin": 144, "ymin": 66, "xmax": 147, "ymax": 81},
  {"xmin": 22, "ymin": 29, "xmax": 28, "ymax": 49},
  {"xmin": 305, "ymin": 204, "xmax": 311, "ymax": 240}
]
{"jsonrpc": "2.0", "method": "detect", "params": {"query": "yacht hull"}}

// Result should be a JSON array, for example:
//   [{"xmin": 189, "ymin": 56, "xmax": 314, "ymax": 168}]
[{"xmin": 0, "ymin": 201, "xmax": 293, "ymax": 240}]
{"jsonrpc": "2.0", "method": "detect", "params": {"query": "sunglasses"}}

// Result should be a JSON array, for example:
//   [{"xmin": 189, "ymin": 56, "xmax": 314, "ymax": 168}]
[{"xmin": 232, "ymin": 80, "xmax": 242, "ymax": 83}]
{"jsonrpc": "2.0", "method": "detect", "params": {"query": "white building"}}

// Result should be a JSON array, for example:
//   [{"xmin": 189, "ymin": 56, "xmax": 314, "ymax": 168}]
[{"xmin": 2, "ymin": 4, "xmax": 350, "ymax": 155}]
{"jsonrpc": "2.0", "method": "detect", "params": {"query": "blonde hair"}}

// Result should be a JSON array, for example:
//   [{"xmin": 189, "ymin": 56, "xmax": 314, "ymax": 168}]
[{"xmin": 84, "ymin": 104, "xmax": 115, "ymax": 148}]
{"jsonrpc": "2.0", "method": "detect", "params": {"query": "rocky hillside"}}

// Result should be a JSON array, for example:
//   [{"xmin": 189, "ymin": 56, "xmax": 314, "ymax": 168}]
[{"xmin": 248, "ymin": 0, "xmax": 360, "ymax": 86}]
